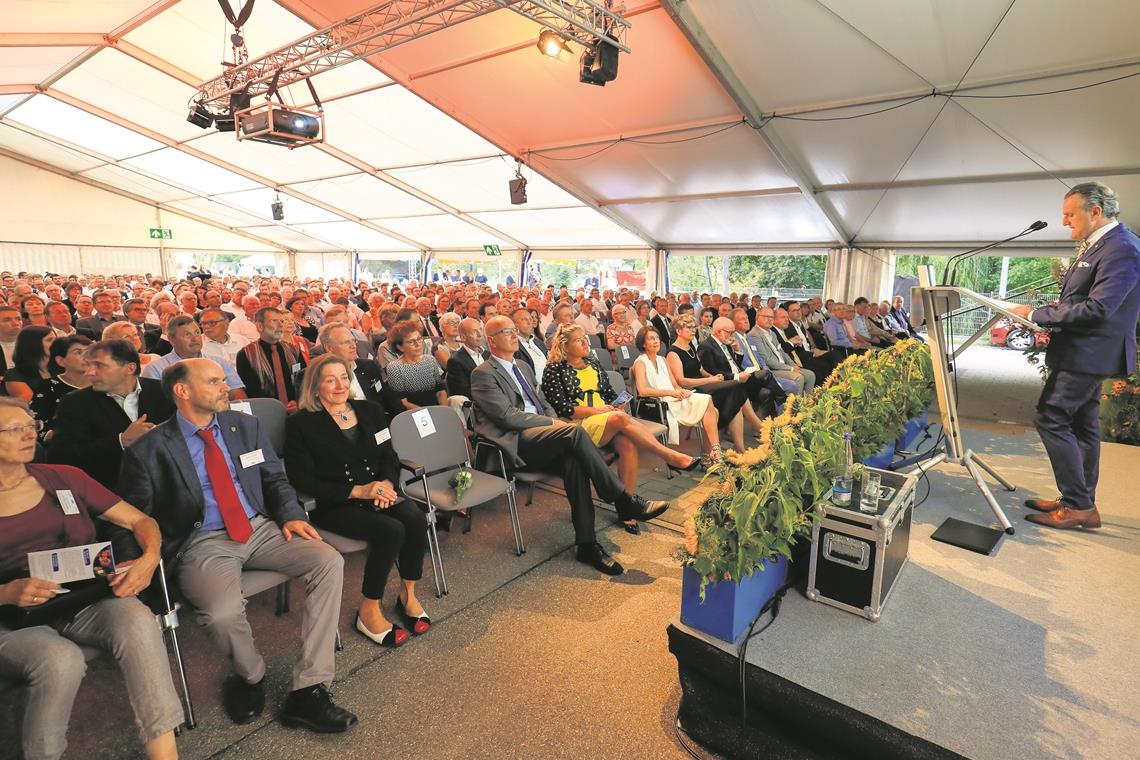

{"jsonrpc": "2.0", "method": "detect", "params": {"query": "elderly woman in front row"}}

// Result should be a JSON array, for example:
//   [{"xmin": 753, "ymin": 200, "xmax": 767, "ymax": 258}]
[
  {"xmin": 0, "ymin": 397, "xmax": 182, "ymax": 760},
  {"xmin": 284, "ymin": 355, "xmax": 429, "ymax": 648}
]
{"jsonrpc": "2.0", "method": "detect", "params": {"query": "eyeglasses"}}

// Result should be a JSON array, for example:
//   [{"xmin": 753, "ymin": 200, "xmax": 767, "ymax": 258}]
[
  {"xmin": 199, "ymin": 319, "xmax": 224, "ymax": 327},
  {"xmin": 0, "ymin": 420, "xmax": 43, "ymax": 437},
  {"xmin": 488, "ymin": 327, "xmax": 519, "ymax": 337}
]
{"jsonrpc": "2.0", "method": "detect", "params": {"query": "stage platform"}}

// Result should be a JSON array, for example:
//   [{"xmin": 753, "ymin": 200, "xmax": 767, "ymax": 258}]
[{"xmin": 670, "ymin": 427, "xmax": 1140, "ymax": 760}]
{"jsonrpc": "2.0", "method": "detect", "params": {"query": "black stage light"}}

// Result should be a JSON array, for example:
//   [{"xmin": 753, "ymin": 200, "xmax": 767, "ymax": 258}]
[
  {"xmin": 271, "ymin": 197, "xmax": 285, "ymax": 221},
  {"xmin": 579, "ymin": 37, "xmax": 619, "ymax": 86},
  {"xmin": 186, "ymin": 102, "xmax": 213, "ymax": 128},
  {"xmin": 214, "ymin": 113, "xmax": 235, "ymax": 132},
  {"xmin": 509, "ymin": 176, "xmax": 528, "ymax": 205},
  {"xmin": 537, "ymin": 29, "xmax": 571, "ymax": 59}
]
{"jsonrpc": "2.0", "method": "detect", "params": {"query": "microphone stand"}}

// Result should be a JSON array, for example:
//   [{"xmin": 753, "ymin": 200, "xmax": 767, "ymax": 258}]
[{"xmin": 941, "ymin": 224, "xmax": 1046, "ymax": 287}]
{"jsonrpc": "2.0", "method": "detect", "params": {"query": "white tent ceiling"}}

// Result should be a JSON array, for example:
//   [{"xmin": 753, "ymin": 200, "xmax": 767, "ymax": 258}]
[{"xmin": 1, "ymin": 0, "xmax": 1138, "ymax": 257}]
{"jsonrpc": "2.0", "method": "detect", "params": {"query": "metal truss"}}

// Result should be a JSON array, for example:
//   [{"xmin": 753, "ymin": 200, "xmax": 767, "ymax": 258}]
[{"xmin": 197, "ymin": 0, "xmax": 631, "ymax": 108}]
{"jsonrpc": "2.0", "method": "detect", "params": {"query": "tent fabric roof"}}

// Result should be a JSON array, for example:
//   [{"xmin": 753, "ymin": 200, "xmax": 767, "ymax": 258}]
[{"xmin": 2, "ymin": 0, "xmax": 1138, "ymax": 255}]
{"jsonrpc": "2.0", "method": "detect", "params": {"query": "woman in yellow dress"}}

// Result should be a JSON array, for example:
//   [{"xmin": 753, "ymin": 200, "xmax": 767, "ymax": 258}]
[{"xmin": 541, "ymin": 323, "xmax": 699, "ymax": 533}]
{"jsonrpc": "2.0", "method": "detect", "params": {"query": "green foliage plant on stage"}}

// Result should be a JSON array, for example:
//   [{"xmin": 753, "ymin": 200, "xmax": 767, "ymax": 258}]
[
  {"xmin": 1101, "ymin": 372, "xmax": 1140, "ymax": 445},
  {"xmin": 680, "ymin": 340, "xmax": 935, "ymax": 599}
]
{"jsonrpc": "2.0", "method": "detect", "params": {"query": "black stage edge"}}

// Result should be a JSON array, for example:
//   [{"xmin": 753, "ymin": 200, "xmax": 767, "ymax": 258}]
[{"xmin": 667, "ymin": 624, "xmax": 966, "ymax": 760}]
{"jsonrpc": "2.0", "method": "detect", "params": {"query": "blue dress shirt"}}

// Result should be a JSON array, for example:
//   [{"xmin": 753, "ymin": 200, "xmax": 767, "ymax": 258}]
[{"xmin": 176, "ymin": 412, "xmax": 260, "ymax": 531}]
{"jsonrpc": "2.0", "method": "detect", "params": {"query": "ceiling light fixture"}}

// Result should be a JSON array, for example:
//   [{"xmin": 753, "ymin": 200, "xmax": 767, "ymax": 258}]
[
  {"xmin": 186, "ymin": 102, "xmax": 213, "ymax": 129},
  {"xmin": 537, "ymin": 29, "xmax": 572, "ymax": 59},
  {"xmin": 271, "ymin": 193, "xmax": 285, "ymax": 221},
  {"xmin": 509, "ymin": 159, "xmax": 528, "ymax": 205},
  {"xmin": 579, "ymin": 37, "xmax": 620, "ymax": 86}
]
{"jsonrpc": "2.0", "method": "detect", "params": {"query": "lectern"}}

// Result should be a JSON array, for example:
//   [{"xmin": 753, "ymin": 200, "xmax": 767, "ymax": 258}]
[{"xmin": 911, "ymin": 264, "xmax": 1039, "ymax": 536}]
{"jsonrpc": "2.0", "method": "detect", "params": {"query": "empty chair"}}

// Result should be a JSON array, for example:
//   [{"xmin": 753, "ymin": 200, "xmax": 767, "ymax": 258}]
[
  {"xmin": 614, "ymin": 343, "xmax": 640, "ymax": 372},
  {"xmin": 389, "ymin": 406, "xmax": 522, "ymax": 597},
  {"xmin": 590, "ymin": 347, "xmax": 614, "ymax": 371},
  {"xmin": 234, "ymin": 397, "xmax": 288, "ymax": 456}
]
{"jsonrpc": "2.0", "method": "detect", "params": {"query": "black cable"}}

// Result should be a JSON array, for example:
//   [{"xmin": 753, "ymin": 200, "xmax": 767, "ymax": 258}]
[
  {"xmin": 673, "ymin": 709, "xmax": 707, "ymax": 760},
  {"xmin": 772, "ymin": 92, "xmax": 934, "ymax": 122},
  {"xmin": 737, "ymin": 581, "xmax": 791, "ymax": 728},
  {"xmin": 952, "ymin": 68, "xmax": 1140, "ymax": 98}
]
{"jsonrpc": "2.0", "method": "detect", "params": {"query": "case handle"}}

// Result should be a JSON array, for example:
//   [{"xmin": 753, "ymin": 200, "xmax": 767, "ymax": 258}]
[{"xmin": 823, "ymin": 533, "xmax": 870, "ymax": 571}]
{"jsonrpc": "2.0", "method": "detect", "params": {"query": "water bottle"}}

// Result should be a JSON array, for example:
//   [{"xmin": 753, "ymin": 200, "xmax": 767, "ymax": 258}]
[{"xmin": 832, "ymin": 432, "xmax": 854, "ymax": 506}]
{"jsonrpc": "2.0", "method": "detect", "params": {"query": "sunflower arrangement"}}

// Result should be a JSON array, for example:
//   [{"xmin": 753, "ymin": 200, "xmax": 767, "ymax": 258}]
[
  {"xmin": 680, "ymin": 340, "xmax": 935, "ymax": 598},
  {"xmin": 1101, "ymin": 372, "xmax": 1140, "ymax": 445}
]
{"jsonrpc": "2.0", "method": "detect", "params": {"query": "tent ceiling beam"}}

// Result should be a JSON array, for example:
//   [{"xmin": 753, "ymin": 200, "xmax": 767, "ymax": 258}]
[
  {"xmin": 661, "ymin": 0, "xmax": 850, "ymax": 246},
  {"xmin": 314, "ymin": 142, "xmax": 530, "ymax": 250},
  {"xmin": 766, "ymin": 55, "xmax": 1140, "ymax": 119},
  {"xmin": 0, "ymin": 146, "xmax": 290, "ymax": 253},
  {"xmin": 598, "ymin": 187, "xmax": 802, "ymax": 206},
  {"xmin": 196, "ymin": 0, "xmax": 632, "ymax": 108},
  {"xmin": 821, "ymin": 166, "xmax": 1140, "ymax": 193},
  {"xmin": 43, "ymin": 89, "xmax": 430, "ymax": 252}
]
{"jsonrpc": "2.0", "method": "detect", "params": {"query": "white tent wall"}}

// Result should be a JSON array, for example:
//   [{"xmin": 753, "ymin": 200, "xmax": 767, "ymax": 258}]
[
  {"xmin": 294, "ymin": 252, "xmax": 353, "ymax": 280},
  {"xmin": 0, "ymin": 242, "xmax": 163, "ymax": 276},
  {"xmin": 0, "ymin": 154, "xmax": 280, "ymax": 254},
  {"xmin": 825, "ymin": 248, "xmax": 895, "ymax": 303}
]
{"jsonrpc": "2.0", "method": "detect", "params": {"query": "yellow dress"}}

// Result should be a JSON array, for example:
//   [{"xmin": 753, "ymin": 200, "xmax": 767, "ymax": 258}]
[{"xmin": 575, "ymin": 364, "xmax": 613, "ymax": 445}]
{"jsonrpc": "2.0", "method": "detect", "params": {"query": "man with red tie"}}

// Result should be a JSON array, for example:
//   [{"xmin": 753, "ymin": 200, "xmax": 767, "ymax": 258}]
[
  {"xmin": 119, "ymin": 359, "xmax": 357, "ymax": 733},
  {"xmin": 235, "ymin": 307, "xmax": 306, "ymax": 412}
]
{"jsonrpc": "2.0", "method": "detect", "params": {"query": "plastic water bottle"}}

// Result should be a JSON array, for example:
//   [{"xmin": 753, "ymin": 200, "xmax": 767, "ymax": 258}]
[{"xmin": 832, "ymin": 432, "xmax": 854, "ymax": 506}]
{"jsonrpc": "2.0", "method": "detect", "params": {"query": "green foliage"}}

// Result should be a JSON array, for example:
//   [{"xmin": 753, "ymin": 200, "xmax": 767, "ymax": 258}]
[
  {"xmin": 1101, "ymin": 373, "xmax": 1140, "ymax": 445},
  {"xmin": 894, "ymin": 255, "xmax": 1063, "ymax": 295},
  {"xmin": 680, "ymin": 341, "xmax": 935, "ymax": 598},
  {"xmin": 668, "ymin": 255, "xmax": 826, "ymax": 293}
]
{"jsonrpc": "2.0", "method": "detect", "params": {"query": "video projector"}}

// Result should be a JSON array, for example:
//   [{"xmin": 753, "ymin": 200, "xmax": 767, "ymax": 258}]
[{"xmin": 237, "ymin": 102, "xmax": 323, "ymax": 149}]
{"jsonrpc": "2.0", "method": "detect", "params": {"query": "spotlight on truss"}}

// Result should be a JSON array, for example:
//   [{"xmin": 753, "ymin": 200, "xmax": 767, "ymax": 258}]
[
  {"xmin": 579, "ymin": 38, "xmax": 620, "ymax": 87},
  {"xmin": 537, "ymin": 29, "xmax": 571, "ymax": 59},
  {"xmin": 186, "ymin": 102, "xmax": 213, "ymax": 129},
  {"xmin": 271, "ymin": 193, "xmax": 285, "ymax": 221}
]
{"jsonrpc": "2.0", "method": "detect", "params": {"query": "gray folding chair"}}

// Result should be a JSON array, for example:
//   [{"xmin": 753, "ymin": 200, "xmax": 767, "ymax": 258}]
[
  {"xmin": 590, "ymin": 347, "xmax": 614, "ymax": 371},
  {"xmin": 390, "ymin": 406, "xmax": 522, "ymax": 597},
  {"xmin": 232, "ymin": 398, "xmax": 288, "ymax": 457},
  {"xmin": 614, "ymin": 343, "xmax": 640, "ymax": 372},
  {"xmin": 297, "ymin": 492, "xmax": 367, "ymax": 651},
  {"xmin": 587, "ymin": 333, "xmax": 604, "ymax": 350}
]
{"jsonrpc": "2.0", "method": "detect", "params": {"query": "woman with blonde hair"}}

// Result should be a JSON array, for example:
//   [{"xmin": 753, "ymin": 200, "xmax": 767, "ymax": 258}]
[
  {"xmin": 102, "ymin": 321, "xmax": 159, "ymax": 369},
  {"xmin": 541, "ymin": 323, "xmax": 698, "ymax": 534}
]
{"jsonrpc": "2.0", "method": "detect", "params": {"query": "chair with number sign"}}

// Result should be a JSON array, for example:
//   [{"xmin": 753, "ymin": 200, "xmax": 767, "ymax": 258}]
[{"xmin": 389, "ymin": 406, "xmax": 522, "ymax": 597}]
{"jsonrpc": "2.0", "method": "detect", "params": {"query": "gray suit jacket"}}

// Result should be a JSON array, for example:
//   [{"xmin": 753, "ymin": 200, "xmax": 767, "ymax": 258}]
[
  {"xmin": 119, "ymin": 410, "xmax": 306, "ymax": 567},
  {"xmin": 469, "ymin": 357, "xmax": 556, "ymax": 467},
  {"xmin": 748, "ymin": 328, "xmax": 796, "ymax": 372}
]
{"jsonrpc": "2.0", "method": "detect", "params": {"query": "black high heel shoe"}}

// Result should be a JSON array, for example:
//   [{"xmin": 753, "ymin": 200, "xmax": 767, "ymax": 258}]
[
  {"xmin": 667, "ymin": 456, "xmax": 702, "ymax": 475},
  {"xmin": 395, "ymin": 598, "xmax": 432, "ymax": 635}
]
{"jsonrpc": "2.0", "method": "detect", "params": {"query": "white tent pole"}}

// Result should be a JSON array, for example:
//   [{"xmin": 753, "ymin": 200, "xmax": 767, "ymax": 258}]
[{"xmin": 156, "ymin": 207, "xmax": 169, "ymax": 279}]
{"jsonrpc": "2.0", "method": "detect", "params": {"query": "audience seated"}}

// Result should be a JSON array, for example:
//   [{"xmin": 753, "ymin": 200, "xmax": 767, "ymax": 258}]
[
  {"xmin": 444, "ymin": 318, "xmax": 488, "ymax": 400},
  {"xmin": 121, "ymin": 298, "xmax": 162, "ymax": 353},
  {"xmin": 381, "ymin": 319, "xmax": 447, "ymax": 418},
  {"xmin": 432, "ymin": 312, "xmax": 463, "ymax": 372},
  {"xmin": 235, "ymin": 308, "xmax": 306, "ymax": 412},
  {"xmin": 511, "ymin": 308, "xmax": 548, "ymax": 383},
  {"xmin": 746, "ymin": 308, "xmax": 815, "ymax": 394},
  {"xmin": 48, "ymin": 340, "xmax": 175, "ymax": 490},
  {"xmin": 630, "ymin": 326, "xmax": 721, "ymax": 465},
  {"xmin": 0, "ymin": 398, "xmax": 182, "ymax": 760},
  {"xmin": 852, "ymin": 297, "xmax": 897, "ymax": 347},
  {"xmin": 0, "ymin": 305, "xmax": 21, "ymax": 379},
  {"xmin": 889, "ymin": 295, "xmax": 923, "ymax": 342},
  {"xmin": 699, "ymin": 316, "xmax": 785, "ymax": 420},
  {"xmin": 775, "ymin": 305, "xmax": 837, "ymax": 381},
  {"xmin": 605, "ymin": 303, "xmax": 636, "ymax": 351},
  {"xmin": 31, "ymin": 334, "xmax": 92, "ymax": 442},
  {"xmin": 75, "ymin": 290, "xmax": 125, "ymax": 338},
  {"xmin": 542, "ymin": 323, "xmax": 698, "ymax": 534},
  {"xmin": 285, "ymin": 354, "xmax": 429, "ymax": 648},
  {"xmin": 228, "ymin": 295, "xmax": 263, "ymax": 344},
  {"xmin": 142, "ymin": 315, "xmax": 246, "ymax": 401},
  {"xmin": 304, "ymin": 324, "xmax": 384, "ymax": 406},
  {"xmin": 200, "ymin": 306, "xmax": 250, "ymax": 364},
  {"xmin": 118, "ymin": 359, "xmax": 357, "ymax": 733},
  {"xmin": 3, "ymin": 326, "xmax": 55, "ymax": 401},
  {"xmin": 470, "ymin": 316, "xmax": 670, "ymax": 575}
]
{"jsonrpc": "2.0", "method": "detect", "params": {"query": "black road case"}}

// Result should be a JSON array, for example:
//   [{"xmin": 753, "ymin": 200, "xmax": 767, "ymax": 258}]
[{"xmin": 807, "ymin": 468, "xmax": 916, "ymax": 621}]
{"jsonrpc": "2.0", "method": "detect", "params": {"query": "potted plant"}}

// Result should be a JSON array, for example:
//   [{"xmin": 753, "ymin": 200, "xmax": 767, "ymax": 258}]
[{"xmin": 679, "ymin": 340, "xmax": 934, "ymax": 642}]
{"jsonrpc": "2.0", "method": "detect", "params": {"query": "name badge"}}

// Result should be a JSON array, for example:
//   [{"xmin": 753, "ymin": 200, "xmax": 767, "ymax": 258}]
[
  {"xmin": 373, "ymin": 379, "xmax": 383, "ymax": 391},
  {"xmin": 375, "ymin": 428, "xmax": 391, "ymax": 445},
  {"xmin": 239, "ymin": 449, "xmax": 265, "ymax": 468},
  {"xmin": 291, "ymin": 363, "xmax": 301, "ymax": 374},
  {"xmin": 1077, "ymin": 261, "xmax": 1091, "ymax": 268},
  {"xmin": 57, "ymin": 490, "xmax": 81, "ymax": 516},
  {"xmin": 620, "ymin": 345, "xmax": 630, "ymax": 359},
  {"xmin": 230, "ymin": 401, "xmax": 252, "ymax": 415}
]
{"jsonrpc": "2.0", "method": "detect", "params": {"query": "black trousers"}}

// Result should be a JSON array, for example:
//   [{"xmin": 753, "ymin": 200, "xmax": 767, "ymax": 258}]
[
  {"xmin": 311, "ymin": 499, "xmax": 428, "ymax": 600},
  {"xmin": 1035, "ymin": 368, "xmax": 1104, "ymax": 509},
  {"xmin": 516, "ymin": 423, "xmax": 626, "ymax": 546}
]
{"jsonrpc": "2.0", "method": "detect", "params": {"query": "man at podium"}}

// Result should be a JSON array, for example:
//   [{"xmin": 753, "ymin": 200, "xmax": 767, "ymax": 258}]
[{"xmin": 1009, "ymin": 182, "xmax": 1140, "ymax": 530}]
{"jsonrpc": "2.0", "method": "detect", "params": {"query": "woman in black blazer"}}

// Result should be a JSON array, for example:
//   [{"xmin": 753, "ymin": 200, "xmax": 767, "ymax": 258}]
[{"xmin": 285, "ymin": 354, "xmax": 430, "ymax": 648}]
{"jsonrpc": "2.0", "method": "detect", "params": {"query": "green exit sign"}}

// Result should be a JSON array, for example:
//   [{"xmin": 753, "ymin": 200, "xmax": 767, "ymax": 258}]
[
  {"xmin": 482, "ymin": 244, "xmax": 501, "ymax": 256},
  {"xmin": 149, "ymin": 228, "xmax": 172, "ymax": 240}
]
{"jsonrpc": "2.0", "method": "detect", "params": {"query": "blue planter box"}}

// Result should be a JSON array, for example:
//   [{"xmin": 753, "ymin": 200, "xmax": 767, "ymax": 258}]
[
  {"xmin": 680, "ymin": 556, "xmax": 789, "ymax": 643},
  {"xmin": 862, "ymin": 439, "xmax": 896, "ymax": 469},
  {"xmin": 896, "ymin": 411, "xmax": 930, "ymax": 451}
]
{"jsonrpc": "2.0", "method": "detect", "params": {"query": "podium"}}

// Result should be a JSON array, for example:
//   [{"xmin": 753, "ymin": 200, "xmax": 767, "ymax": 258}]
[{"xmin": 911, "ymin": 265, "xmax": 1039, "ymax": 538}]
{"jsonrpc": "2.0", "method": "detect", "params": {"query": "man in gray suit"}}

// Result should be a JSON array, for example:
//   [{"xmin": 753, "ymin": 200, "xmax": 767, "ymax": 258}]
[
  {"xmin": 743, "ymin": 308, "xmax": 814, "ymax": 394},
  {"xmin": 470, "ymin": 316, "xmax": 669, "ymax": 576},
  {"xmin": 118, "ymin": 359, "xmax": 357, "ymax": 734}
]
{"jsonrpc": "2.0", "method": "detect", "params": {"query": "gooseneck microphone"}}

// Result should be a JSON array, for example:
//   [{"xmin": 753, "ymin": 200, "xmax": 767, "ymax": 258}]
[{"xmin": 942, "ymin": 221, "xmax": 1049, "ymax": 287}]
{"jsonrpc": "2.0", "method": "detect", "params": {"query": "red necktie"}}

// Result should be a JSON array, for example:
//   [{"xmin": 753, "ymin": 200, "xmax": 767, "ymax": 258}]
[
  {"xmin": 196, "ymin": 429, "xmax": 253, "ymax": 543},
  {"xmin": 270, "ymin": 345, "xmax": 290, "ymax": 405}
]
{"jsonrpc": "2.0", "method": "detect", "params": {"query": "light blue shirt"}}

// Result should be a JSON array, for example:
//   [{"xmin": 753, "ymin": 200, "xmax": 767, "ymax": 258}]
[
  {"xmin": 143, "ymin": 351, "xmax": 245, "ymax": 390},
  {"xmin": 851, "ymin": 314, "xmax": 872, "ymax": 340},
  {"xmin": 825, "ymin": 317, "xmax": 853, "ymax": 348},
  {"xmin": 492, "ymin": 355, "xmax": 537, "ymax": 415},
  {"xmin": 176, "ymin": 412, "xmax": 259, "ymax": 532}
]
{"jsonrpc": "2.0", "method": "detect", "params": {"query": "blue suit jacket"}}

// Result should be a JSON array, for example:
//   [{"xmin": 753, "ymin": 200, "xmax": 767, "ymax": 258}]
[
  {"xmin": 1032, "ymin": 224, "xmax": 1140, "ymax": 377},
  {"xmin": 118, "ymin": 410, "xmax": 305, "ymax": 567}
]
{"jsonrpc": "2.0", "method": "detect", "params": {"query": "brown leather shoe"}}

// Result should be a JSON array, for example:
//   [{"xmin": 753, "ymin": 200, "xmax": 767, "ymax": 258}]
[
  {"xmin": 1024, "ymin": 498, "xmax": 1063, "ymax": 512},
  {"xmin": 1025, "ymin": 507, "xmax": 1101, "ymax": 530}
]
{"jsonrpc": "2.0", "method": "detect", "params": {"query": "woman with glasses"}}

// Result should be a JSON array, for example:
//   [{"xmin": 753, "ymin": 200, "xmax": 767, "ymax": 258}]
[
  {"xmin": 285, "ymin": 355, "xmax": 429, "ymax": 648},
  {"xmin": 432, "ymin": 312, "xmax": 463, "ymax": 373},
  {"xmin": 380, "ymin": 320, "xmax": 447, "ymax": 419},
  {"xmin": 605, "ymin": 304, "xmax": 636, "ymax": 352},
  {"xmin": 666, "ymin": 313, "xmax": 751, "ymax": 454},
  {"xmin": 3, "ymin": 326, "xmax": 55, "ymax": 402},
  {"xmin": 0, "ymin": 397, "xmax": 183, "ymax": 760},
  {"xmin": 541, "ymin": 323, "xmax": 698, "ymax": 534},
  {"xmin": 101, "ymin": 322, "xmax": 159, "ymax": 370}
]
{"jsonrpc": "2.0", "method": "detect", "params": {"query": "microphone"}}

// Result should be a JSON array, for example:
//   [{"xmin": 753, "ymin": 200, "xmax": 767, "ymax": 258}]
[{"xmin": 942, "ymin": 221, "xmax": 1048, "ymax": 287}]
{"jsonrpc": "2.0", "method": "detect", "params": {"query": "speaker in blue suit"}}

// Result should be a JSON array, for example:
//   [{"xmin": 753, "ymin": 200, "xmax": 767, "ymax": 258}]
[{"xmin": 1011, "ymin": 182, "xmax": 1140, "ymax": 529}]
